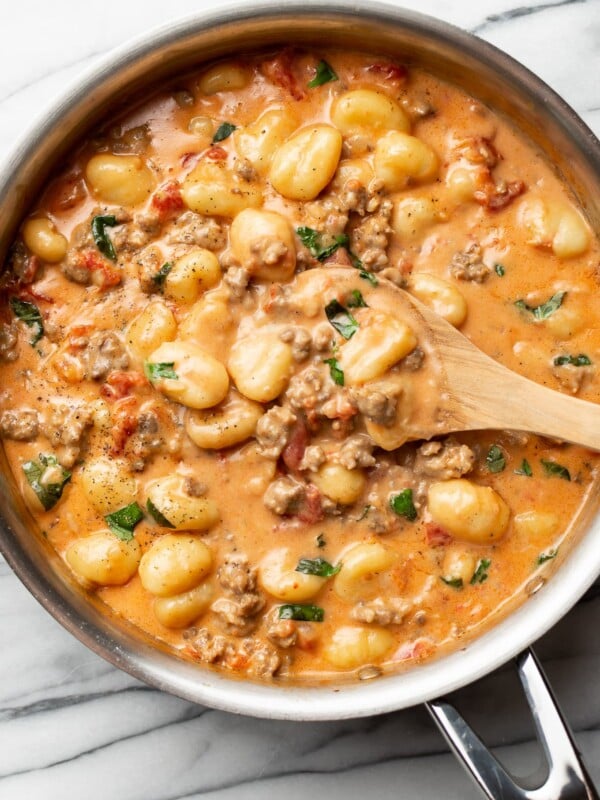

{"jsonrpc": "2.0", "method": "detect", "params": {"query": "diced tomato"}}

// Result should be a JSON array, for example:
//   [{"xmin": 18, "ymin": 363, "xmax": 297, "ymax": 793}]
[
  {"xmin": 19, "ymin": 254, "xmax": 41, "ymax": 286},
  {"xmin": 75, "ymin": 250, "xmax": 121, "ymax": 288},
  {"xmin": 150, "ymin": 180, "xmax": 185, "ymax": 217},
  {"xmin": 261, "ymin": 51, "xmax": 306, "ymax": 101},
  {"xmin": 366, "ymin": 62, "xmax": 408, "ymax": 84},
  {"xmin": 101, "ymin": 370, "xmax": 147, "ymax": 401},
  {"xmin": 204, "ymin": 145, "xmax": 228, "ymax": 161},
  {"xmin": 393, "ymin": 637, "xmax": 435, "ymax": 662},
  {"xmin": 296, "ymin": 483, "xmax": 324, "ymax": 524},
  {"xmin": 110, "ymin": 396, "xmax": 139, "ymax": 454},
  {"xmin": 180, "ymin": 151, "xmax": 200, "ymax": 169},
  {"xmin": 18, "ymin": 283, "xmax": 53, "ymax": 304},
  {"xmin": 425, "ymin": 521, "xmax": 453, "ymax": 547},
  {"xmin": 282, "ymin": 418, "xmax": 308, "ymax": 472},
  {"xmin": 474, "ymin": 179, "xmax": 526, "ymax": 211}
]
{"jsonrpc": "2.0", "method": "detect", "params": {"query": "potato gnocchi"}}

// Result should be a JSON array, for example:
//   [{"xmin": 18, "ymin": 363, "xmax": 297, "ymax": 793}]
[{"xmin": 0, "ymin": 47, "xmax": 598, "ymax": 684}]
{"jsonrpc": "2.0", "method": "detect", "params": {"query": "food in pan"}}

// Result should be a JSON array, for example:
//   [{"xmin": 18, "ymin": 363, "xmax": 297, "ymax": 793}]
[{"xmin": 0, "ymin": 49, "xmax": 597, "ymax": 682}]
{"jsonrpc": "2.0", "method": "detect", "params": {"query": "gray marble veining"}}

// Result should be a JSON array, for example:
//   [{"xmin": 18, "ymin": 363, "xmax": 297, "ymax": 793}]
[{"xmin": 0, "ymin": 0, "xmax": 599, "ymax": 797}]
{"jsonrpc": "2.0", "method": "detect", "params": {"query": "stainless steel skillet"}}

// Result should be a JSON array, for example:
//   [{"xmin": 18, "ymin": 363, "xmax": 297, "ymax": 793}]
[{"xmin": 0, "ymin": 3, "xmax": 599, "ymax": 796}]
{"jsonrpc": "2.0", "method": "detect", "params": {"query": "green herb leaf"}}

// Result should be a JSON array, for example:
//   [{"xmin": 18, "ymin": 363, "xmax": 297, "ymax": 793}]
[
  {"xmin": 440, "ymin": 576, "xmax": 463, "ymax": 589},
  {"xmin": 537, "ymin": 548, "xmax": 558, "ymax": 565},
  {"xmin": 553, "ymin": 353, "xmax": 592, "ymax": 367},
  {"xmin": 494, "ymin": 263, "xmax": 505, "ymax": 277},
  {"xmin": 10, "ymin": 297, "xmax": 43, "ymax": 345},
  {"xmin": 486, "ymin": 445, "xmax": 505, "ymax": 473},
  {"xmin": 390, "ymin": 488, "xmax": 417, "ymax": 521},
  {"xmin": 91, "ymin": 214, "xmax": 118, "ymax": 261},
  {"xmin": 296, "ymin": 227, "xmax": 348, "ymax": 261},
  {"xmin": 296, "ymin": 557, "xmax": 341, "ymax": 577},
  {"xmin": 325, "ymin": 299, "xmax": 359, "ymax": 339},
  {"xmin": 347, "ymin": 289, "xmax": 367, "ymax": 308},
  {"xmin": 212, "ymin": 122, "xmax": 237, "ymax": 143},
  {"xmin": 307, "ymin": 60, "xmax": 338, "ymax": 88},
  {"xmin": 514, "ymin": 458, "xmax": 533, "ymax": 477},
  {"xmin": 470, "ymin": 558, "xmax": 491, "ymax": 585},
  {"xmin": 146, "ymin": 498, "xmax": 175, "ymax": 528},
  {"xmin": 22, "ymin": 454, "xmax": 70, "ymax": 511},
  {"xmin": 515, "ymin": 291, "xmax": 565, "ymax": 320},
  {"xmin": 105, "ymin": 502, "xmax": 144, "ymax": 541},
  {"xmin": 152, "ymin": 262, "xmax": 173, "ymax": 288},
  {"xmin": 324, "ymin": 357, "xmax": 344, "ymax": 386},
  {"xmin": 296, "ymin": 226, "xmax": 377, "ymax": 284},
  {"xmin": 278, "ymin": 604, "xmax": 325, "ymax": 622},
  {"xmin": 144, "ymin": 361, "xmax": 178, "ymax": 382},
  {"xmin": 541, "ymin": 459, "xmax": 571, "ymax": 481},
  {"xmin": 356, "ymin": 505, "xmax": 372, "ymax": 521},
  {"xmin": 316, "ymin": 533, "xmax": 326, "ymax": 549}
]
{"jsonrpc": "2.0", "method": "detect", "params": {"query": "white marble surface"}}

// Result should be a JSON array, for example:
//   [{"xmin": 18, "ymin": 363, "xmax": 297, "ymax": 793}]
[{"xmin": 1, "ymin": 0, "xmax": 599, "ymax": 797}]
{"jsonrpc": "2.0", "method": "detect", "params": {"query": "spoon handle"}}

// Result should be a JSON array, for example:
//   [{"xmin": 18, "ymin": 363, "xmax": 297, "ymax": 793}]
[{"xmin": 442, "ymin": 347, "xmax": 600, "ymax": 450}]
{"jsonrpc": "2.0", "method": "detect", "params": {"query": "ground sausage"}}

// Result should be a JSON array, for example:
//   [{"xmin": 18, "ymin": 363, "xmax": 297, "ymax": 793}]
[
  {"xmin": 166, "ymin": 210, "xmax": 226, "ymax": 250},
  {"xmin": 0, "ymin": 408, "xmax": 39, "ymax": 440},
  {"xmin": 450, "ymin": 242, "xmax": 490, "ymax": 282},
  {"xmin": 256, "ymin": 406, "xmax": 297, "ymax": 459},
  {"xmin": 0, "ymin": 321, "xmax": 19, "ymax": 362},
  {"xmin": 414, "ymin": 438, "xmax": 475, "ymax": 480},
  {"xmin": 352, "ymin": 386, "xmax": 398, "ymax": 426},
  {"xmin": 41, "ymin": 398, "xmax": 93, "ymax": 467},
  {"xmin": 218, "ymin": 553, "xmax": 259, "ymax": 595},
  {"xmin": 350, "ymin": 199, "xmax": 393, "ymax": 271},
  {"xmin": 263, "ymin": 475, "xmax": 305, "ymax": 515},
  {"xmin": 211, "ymin": 594, "xmax": 266, "ymax": 636},
  {"xmin": 336, "ymin": 434, "xmax": 376, "ymax": 470},
  {"xmin": 351, "ymin": 597, "xmax": 408, "ymax": 625}
]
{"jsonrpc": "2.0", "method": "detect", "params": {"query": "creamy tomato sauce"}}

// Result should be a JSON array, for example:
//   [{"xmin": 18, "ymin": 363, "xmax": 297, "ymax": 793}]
[{"xmin": 0, "ymin": 49, "xmax": 598, "ymax": 684}]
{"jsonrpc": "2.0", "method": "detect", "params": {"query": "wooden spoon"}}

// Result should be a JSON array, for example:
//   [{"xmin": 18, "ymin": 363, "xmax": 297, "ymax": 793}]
[{"xmin": 398, "ymin": 284, "xmax": 600, "ymax": 450}]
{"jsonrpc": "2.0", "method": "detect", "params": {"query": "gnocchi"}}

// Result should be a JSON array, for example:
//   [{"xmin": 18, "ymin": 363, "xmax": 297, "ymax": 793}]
[
  {"xmin": 270, "ymin": 124, "xmax": 342, "ymax": 200},
  {"xmin": 66, "ymin": 532, "xmax": 141, "ymax": 586},
  {"xmin": 139, "ymin": 534, "xmax": 213, "ymax": 597},
  {"xmin": 147, "ymin": 340, "xmax": 229, "ymax": 409}
]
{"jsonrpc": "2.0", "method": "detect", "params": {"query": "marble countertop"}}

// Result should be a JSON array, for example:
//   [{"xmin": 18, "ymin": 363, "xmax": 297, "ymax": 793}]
[{"xmin": 1, "ymin": 0, "xmax": 599, "ymax": 797}]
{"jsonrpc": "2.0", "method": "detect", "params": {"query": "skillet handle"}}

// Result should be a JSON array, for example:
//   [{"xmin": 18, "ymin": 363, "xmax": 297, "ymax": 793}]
[{"xmin": 426, "ymin": 648, "xmax": 599, "ymax": 800}]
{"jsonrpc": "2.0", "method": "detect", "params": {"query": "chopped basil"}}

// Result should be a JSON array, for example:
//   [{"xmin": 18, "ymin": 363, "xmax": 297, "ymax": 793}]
[
  {"xmin": 146, "ymin": 498, "xmax": 175, "ymax": 528},
  {"xmin": 316, "ymin": 533, "xmax": 326, "ymax": 549},
  {"xmin": 470, "ymin": 558, "xmax": 491, "ymax": 585},
  {"xmin": 152, "ymin": 262, "xmax": 173, "ymax": 288},
  {"xmin": 541, "ymin": 459, "xmax": 571, "ymax": 481},
  {"xmin": 389, "ymin": 488, "xmax": 417, "ymax": 521},
  {"xmin": 296, "ymin": 227, "xmax": 348, "ymax": 261},
  {"xmin": 537, "ymin": 548, "xmax": 558, "ymax": 565},
  {"xmin": 486, "ymin": 445, "xmax": 505, "ymax": 473},
  {"xmin": 91, "ymin": 214, "xmax": 118, "ymax": 261},
  {"xmin": 514, "ymin": 458, "xmax": 533, "ymax": 477},
  {"xmin": 144, "ymin": 361, "xmax": 178, "ymax": 382},
  {"xmin": 325, "ymin": 299, "xmax": 359, "ymax": 339},
  {"xmin": 347, "ymin": 289, "xmax": 367, "ymax": 308},
  {"xmin": 22, "ymin": 454, "xmax": 71, "ymax": 511},
  {"xmin": 296, "ymin": 226, "xmax": 377, "ymax": 285},
  {"xmin": 10, "ymin": 297, "xmax": 43, "ymax": 345},
  {"xmin": 514, "ymin": 291, "xmax": 565, "ymax": 320},
  {"xmin": 553, "ymin": 354, "xmax": 592, "ymax": 367},
  {"xmin": 307, "ymin": 59, "xmax": 338, "ymax": 88},
  {"xmin": 356, "ymin": 504, "xmax": 372, "ymax": 521},
  {"xmin": 295, "ymin": 557, "xmax": 341, "ymax": 577},
  {"xmin": 278, "ymin": 604, "xmax": 324, "ymax": 622},
  {"xmin": 494, "ymin": 263, "xmax": 505, "ymax": 277},
  {"xmin": 212, "ymin": 122, "xmax": 237, "ymax": 143},
  {"xmin": 324, "ymin": 357, "xmax": 344, "ymax": 386},
  {"xmin": 105, "ymin": 502, "xmax": 144, "ymax": 542},
  {"xmin": 440, "ymin": 576, "xmax": 463, "ymax": 589}
]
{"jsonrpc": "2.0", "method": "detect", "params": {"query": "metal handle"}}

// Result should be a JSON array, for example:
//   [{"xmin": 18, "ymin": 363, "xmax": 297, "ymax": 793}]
[{"xmin": 426, "ymin": 648, "xmax": 599, "ymax": 799}]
